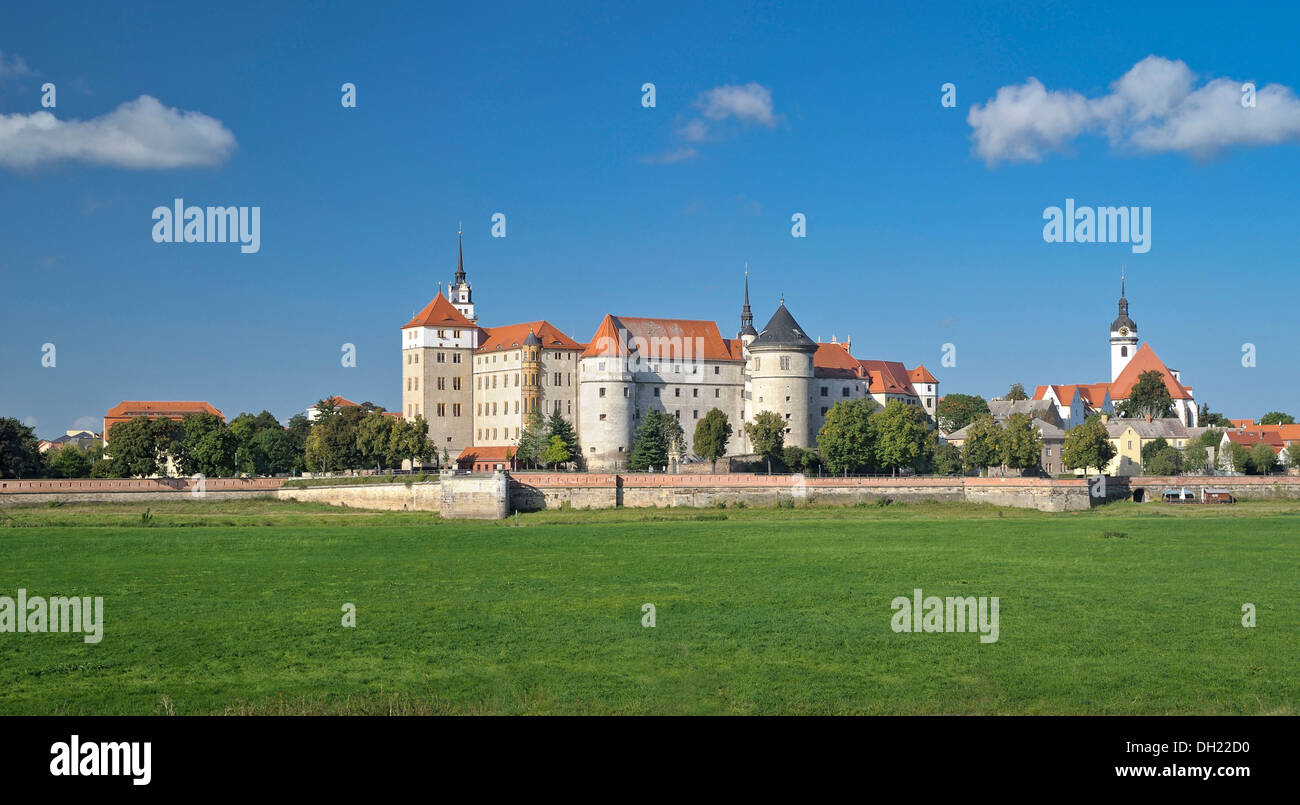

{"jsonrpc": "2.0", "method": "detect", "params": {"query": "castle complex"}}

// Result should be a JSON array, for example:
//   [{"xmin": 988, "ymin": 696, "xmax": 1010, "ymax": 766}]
[{"xmin": 401, "ymin": 238, "xmax": 939, "ymax": 470}]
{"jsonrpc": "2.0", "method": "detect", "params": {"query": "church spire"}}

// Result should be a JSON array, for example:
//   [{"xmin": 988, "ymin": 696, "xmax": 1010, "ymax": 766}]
[
  {"xmin": 454, "ymin": 223, "xmax": 466, "ymax": 285},
  {"xmin": 739, "ymin": 263, "xmax": 757, "ymax": 338}
]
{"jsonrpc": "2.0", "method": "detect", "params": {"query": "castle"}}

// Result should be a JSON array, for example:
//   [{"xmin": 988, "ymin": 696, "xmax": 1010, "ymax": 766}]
[{"xmin": 401, "ymin": 237, "xmax": 938, "ymax": 470}]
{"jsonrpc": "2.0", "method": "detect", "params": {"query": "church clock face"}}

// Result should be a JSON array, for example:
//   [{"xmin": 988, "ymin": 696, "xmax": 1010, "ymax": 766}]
[{"xmin": 1119, "ymin": 326, "xmax": 1129, "ymax": 336}]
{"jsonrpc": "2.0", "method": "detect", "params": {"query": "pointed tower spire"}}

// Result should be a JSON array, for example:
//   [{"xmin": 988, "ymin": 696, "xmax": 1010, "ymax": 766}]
[
  {"xmin": 454, "ymin": 223, "xmax": 466, "ymax": 285},
  {"xmin": 739, "ymin": 263, "xmax": 757, "ymax": 339}
]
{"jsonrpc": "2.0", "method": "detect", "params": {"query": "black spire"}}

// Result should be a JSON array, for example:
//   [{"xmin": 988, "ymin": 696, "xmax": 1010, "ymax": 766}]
[
  {"xmin": 454, "ymin": 226, "xmax": 466, "ymax": 285},
  {"xmin": 739, "ymin": 264, "xmax": 757, "ymax": 337},
  {"xmin": 1111, "ymin": 267, "xmax": 1137, "ymax": 332}
]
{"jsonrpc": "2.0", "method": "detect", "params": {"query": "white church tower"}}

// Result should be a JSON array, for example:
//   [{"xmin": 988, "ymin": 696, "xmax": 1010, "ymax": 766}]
[
  {"xmin": 448, "ymin": 227, "xmax": 476, "ymax": 323},
  {"xmin": 1109, "ymin": 269, "xmax": 1138, "ymax": 381}
]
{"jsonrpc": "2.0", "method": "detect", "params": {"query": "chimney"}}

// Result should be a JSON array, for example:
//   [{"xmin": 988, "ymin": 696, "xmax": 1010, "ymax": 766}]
[{"xmin": 1145, "ymin": 414, "xmax": 1153, "ymax": 423}]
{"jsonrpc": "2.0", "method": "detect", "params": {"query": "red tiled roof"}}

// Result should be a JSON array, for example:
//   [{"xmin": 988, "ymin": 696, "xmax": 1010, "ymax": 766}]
[
  {"xmin": 321, "ymin": 395, "xmax": 359, "ymax": 408},
  {"xmin": 478, "ymin": 321, "xmax": 581, "ymax": 353},
  {"xmin": 456, "ymin": 445, "xmax": 516, "ymax": 461},
  {"xmin": 859, "ymin": 360, "xmax": 916, "ymax": 395},
  {"xmin": 1226, "ymin": 431, "xmax": 1284, "ymax": 453},
  {"xmin": 1077, "ymin": 383, "xmax": 1111, "ymax": 408},
  {"xmin": 105, "ymin": 401, "xmax": 222, "ymax": 419},
  {"xmin": 1228, "ymin": 419, "xmax": 1254, "ymax": 428},
  {"xmin": 909, "ymin": 365, "xmax": 937, "ymax": 384},
  {"xmin": 813, "ymin": 343, "xmax": 864, "ymax": 379},
  {"xmin": 1111, "ymin": 343, "xmax": 1192, "ymax": 400},
  {"xmin": 402, "ymin": 293, "xmax": 474, "ymax": 329},
  {"xmin": 580, "ymin": 315, "xmax": 742, "ymax": 362}
]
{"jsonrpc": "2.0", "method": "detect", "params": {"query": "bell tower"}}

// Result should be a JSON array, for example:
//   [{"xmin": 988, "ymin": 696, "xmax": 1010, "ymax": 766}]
[
  {"xmin": 449, "ymin": 225, "xmax": 476, "ymax": 323},
  {"xmin": 1109, "ymin": 268, "xmax": 1138, "ymax": 381}
]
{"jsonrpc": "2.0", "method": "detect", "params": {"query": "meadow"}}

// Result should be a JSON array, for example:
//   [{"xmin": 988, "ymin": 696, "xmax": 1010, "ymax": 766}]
[{"xmin": 0, "ymin": 498, "xmax": 1296, "ymax": 715}]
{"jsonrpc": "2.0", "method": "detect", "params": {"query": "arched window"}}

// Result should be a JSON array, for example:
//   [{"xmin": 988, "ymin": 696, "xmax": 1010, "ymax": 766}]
[{"xmin": 1121, "ymin": 346, "xmax": 1128, "ymax": 357}]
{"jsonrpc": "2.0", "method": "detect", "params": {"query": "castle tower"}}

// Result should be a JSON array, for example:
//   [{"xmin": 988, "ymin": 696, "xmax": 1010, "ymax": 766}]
[
  {"xmin": 521, "ymin": 329, "xmax": 543, "ymax": 418},
  {"xmin": 448, "ymin": 227, "xmax": 476, "ymax": 323},
  {"xmin": 578, "ymin": 315, "xmax": 636, "ymax": 470},
  {"xmin": 1110, "ymin": 269, "xmax": 1138, "ymax": 382},
  {"xmin": 745, "ymin": 299, "xmax": 818, "ymax": 449}
]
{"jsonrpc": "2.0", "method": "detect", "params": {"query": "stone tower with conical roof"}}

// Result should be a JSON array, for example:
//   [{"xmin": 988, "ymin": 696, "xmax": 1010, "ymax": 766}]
[
  {"xmin": 744, "ymin": 299, "xmax": 818, "ymax": 449},
  {"xmin": 1110, "ymin": 268, "xmax": 1138, "ymax": 382}
]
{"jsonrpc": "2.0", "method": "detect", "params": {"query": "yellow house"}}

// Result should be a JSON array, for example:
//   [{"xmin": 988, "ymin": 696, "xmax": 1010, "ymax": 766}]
[{"xmin": 1103, "ymin": 417, "xmax": 1190, "ymax": 476}]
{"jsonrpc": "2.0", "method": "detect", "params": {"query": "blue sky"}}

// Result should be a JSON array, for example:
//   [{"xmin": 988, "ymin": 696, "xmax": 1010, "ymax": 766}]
[{"xmin": 3, "ymin": 0, "xmax": 1299, "ymax": 437}]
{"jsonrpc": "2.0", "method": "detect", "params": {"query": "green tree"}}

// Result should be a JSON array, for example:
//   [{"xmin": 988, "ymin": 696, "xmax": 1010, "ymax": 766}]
[
  {"xmin": 871, "ymin": 400, "xmax": 934, "ymax": 476},
  {"xmin": 1248, "ymin": 442, "xmax": 1278, "ymax": 475},
  {"xmin": 252, "ymin": 428, "xmax": 298, "ymax": 475},
  {"xmin": 356, "ymin": 412, "xmax": 397, "ymax": 471},
  {"xmin": 961, "ymin": 415, "xmax": 1002, "ymax": 475},
  {"xmin": 1222, "ymin": 441, "xmax": 1251, "ymax": 474},
  {"xmin": 1005, "ymin": 383, "xmax": 1028, "ymax": 401},
  {"xmin": 999, "ymin": 413, "xmax": 1043, "ymax": 471},
  {"xmin": 515, "ymin": 409, "xmax": 546, "ymax": 468},
  {"xmin": 1116, "ymin": 370, "xmax": 1174, "ymax": 419},
  {"xmin": 1061, "ymin": 418, "xmax": 1117, "ymax": 477},
  {"xmin": 692, "ymin": 408, "xmax": 732, "ymax": 472},
  {"xmin": 744, "ymin": 410, "xmax": 787, "ymax": 474},
  {"xmin": 932, "ymin": 441, "xmax": 963, "ymax": 476},
  {"xmin": 541, "ymin": 434, "xmax": 571, "ymax": 470},
  {"xmin": 51, "ymin": 443, "xmax": 92, "ymax": 478},
  {"xmin": 1198, "ymin": 428, "xmax": 1225, "ymax": 447},
  {"xmin": 177, "ymin": 412, "xmax": 234, "ymax": 477},
  {"xmin": 1144, "ymin": 444, "xmax": 1183, "ymax": 476},
  {"xmin": 629, "ymin": 410, "xmax": 670, "ymax": 472},
  {"xmin": 545, "ymin": 410, "xmax": 580, "ymax": 467},
  {"xmin": 1197, "ymin": 404, "xmax": 1232, "ymax": 427},
  {"xmin": 0, "ymin": 417, "xmax": 43, "ymax": 478},
  {"xmin": 935, "ymin": 393, "xmax": 990, "ymax": 433},
  {"xmin": 818, "ymin": 399, "xmax": 877, "ymax": 474},
  {"xmin": 1140, "ymin": 437, "xmax": 1170, "ymax": 468},
  {"xmin": 1181, "ymin": 443, "xmax": 1209, "ymax": 475},
  {"xmin": 106, "ymin": 416, "xmax": 178, "ymax": 478},
  {"xmin": 1259, "ymin": 411, "xmax": 1295, "ymax": 425}
]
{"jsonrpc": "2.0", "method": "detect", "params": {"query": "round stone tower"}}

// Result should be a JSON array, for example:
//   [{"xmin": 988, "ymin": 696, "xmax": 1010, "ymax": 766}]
[
  {"xmin": 745, "ymin": 301, "xmax": 818, "ymax": 449},
  {"xmin": 578, "ymin": 315, "xmax": 636, "ymax": 471}
]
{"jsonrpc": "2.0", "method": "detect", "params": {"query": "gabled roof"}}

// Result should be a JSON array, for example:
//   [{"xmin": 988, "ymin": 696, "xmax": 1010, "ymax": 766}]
[
  {"xmin": 580, "ymin": 315, "xmax": 742, "ymax": 362},
  {"xmin": 320, "ymin": 395, "xmax": 359, "ymax": 408},
  {"xmin": 403, "ymin": 293, "xmax": 474, "ymax": 329},
  {"xmin": 1228, "ymin": 419, "xmax": 1255, "ymax": 428},
  {"xmin": 909, "ymin": 365, "xmax": 937, "ymax": 384},
  {"xmin": 1110, "ymin": 343, "xmax": 1192, "ymax": 400},
  {"xmin": 1077, "ymin": 383, "xmax": 1112, "ymax": 408},
  {"xmin": 478, "ymin": 321, "xmax": 580, "ymax": 353},
  {"xmin": 859, "ymin": 360, "xmax": 916, "ymax": 396},
  {"xmin": 1104, "ymin": 417, "xmax": 1190, "ymax": 440},
  {"xmin": 748, "ymin": 304, "xmax": 818, "ymax": 351},
  {"xmin": 1225, "ymin": 430, "xmax": 1284, "ymax": 452}
]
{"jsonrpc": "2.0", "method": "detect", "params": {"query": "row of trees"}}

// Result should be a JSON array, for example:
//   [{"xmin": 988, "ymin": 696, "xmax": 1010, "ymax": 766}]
[
  {"xmin": 302, "ymin": 402, "xmax": 435, "ymax": 473},
  {"xmin": 513, "ymin": 410, "xmax": 580, "ymax": 469}
]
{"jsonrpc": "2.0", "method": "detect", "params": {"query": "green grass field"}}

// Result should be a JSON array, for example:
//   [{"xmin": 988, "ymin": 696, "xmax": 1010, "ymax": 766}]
[{"xmin": 1, "ymin": 498, "xmax": 1296, "ymax": 714}]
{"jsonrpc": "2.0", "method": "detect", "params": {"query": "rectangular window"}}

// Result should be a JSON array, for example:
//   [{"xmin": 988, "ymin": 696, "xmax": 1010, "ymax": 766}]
[
  {"xmin": 437, "ymin": 377, "xmax": 445, "ymax": 390},
  {"xmin": 554, "ymin": 401, "xmax": 561, "ymax": 414},
  {"xmin": 821, "ymin": 387, "xmax": 828, "ymax": 397},
  {"xmin": 599, "ymin": 387, "xmax": 606, "ymax": 397},
  {"xmin": 437, "ymin": 403, "xmax": 446, "ymax": 417},
  {"xmin": 623, "ymin": 388, "xmax": 629, "ymax": 397},
  {"xmin": 654, "ymin": 388, "xmax": 661, "ymax": 397},
  {"xmin": 780, "ymin": 356, "xmax": 791, "ymax": 370},
  {"xmin": 437, "ymin": 352, "xmax": 446, "ymax": 363},
  {"xmin": 842, "ymin": 388, "xmax": 850, "ymax": 397},
  {"xmin": 714, "ymin": 389, "xmax": 720, "ymax": 398},
  {"xmin": 599, "ymin": 413, "xmax": 607, "ymax": 421},
  {"xmin": 453, "ymin": 378, "xmax": 461, "ymax": 391},
  {"xmin": 692, "ymin": 388, "xmax": 699, "ymax": 397},
  {"xmin": 452, "ymin": 353, "xmax": 461, "ymax": 364},
  {"xmin": 693, "ymin": 410, "xmax": 699, "ymax": 419}
]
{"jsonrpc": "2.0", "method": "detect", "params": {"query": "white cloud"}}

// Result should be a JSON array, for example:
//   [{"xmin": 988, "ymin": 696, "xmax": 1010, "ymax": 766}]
[
  {"xmin": 0, "ymin": 95, "xmax": 236, "ymax": 170},
  {"xmin": 968, "ymin": 56, "xmax": 1300, "ymax": 164},
  {"xmin": 639, "ymin": 146, "xmax": 699, "ymax": 165},
  {"xmin": 696, "ymin": 82, "xmax": 777, "ymax": 127},
  {"xmin": 0, "ymin": 49, "xmax": 35, "ymax": 77}
]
